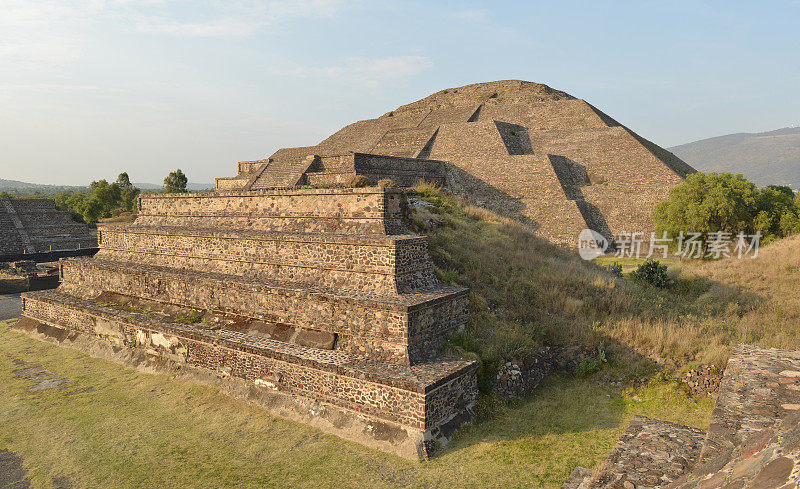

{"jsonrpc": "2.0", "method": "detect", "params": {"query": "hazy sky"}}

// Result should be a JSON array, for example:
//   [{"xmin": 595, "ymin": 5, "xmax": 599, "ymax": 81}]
[{"xmin": 1, "ymin": 0, "xmax": 799, "ymax": 186}]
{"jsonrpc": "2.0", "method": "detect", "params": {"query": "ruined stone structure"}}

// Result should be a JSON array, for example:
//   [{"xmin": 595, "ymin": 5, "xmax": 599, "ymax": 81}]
[
  {"xmin": 17, "ymin": 184, "xmax": 477, "ymax": 459},
  {"xmin": 563, "ymin": 344, "xmax": 800, "ymax": 488},
  {"xmin": 219, "ymin": 80, "xmax": 695, "ymax": 246},
  {"xmin": 0, "ymin": 198, "xmax": 96, "ymax": 260}
]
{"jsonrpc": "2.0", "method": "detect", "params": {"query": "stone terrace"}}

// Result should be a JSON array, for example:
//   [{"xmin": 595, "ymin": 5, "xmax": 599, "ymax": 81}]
[
  {"xmin": 0, "ymin": 198, "xmax": 96, "ymax": 259},
  {"xmin": 220, "ymin": 80, "xmax": 696, "ymax": 247},
  {"xmin": 18, "ymin": 185, "xmax": 477, "ymax": 459},
  {"xmin": 563, "ymin": 344, "xmax": 800, "ymax": 488}
]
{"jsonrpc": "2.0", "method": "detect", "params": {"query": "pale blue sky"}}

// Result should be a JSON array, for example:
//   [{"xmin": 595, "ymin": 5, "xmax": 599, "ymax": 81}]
[{"xmin": 1, "ymin": 0, "xmax": 798, "ymax": 185}]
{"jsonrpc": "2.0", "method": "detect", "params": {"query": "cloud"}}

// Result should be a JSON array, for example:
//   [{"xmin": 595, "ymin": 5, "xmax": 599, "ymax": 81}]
[
  {"xmin": 0, "ymin": 0, "xmax": 103, "ymax": 71},
  {"xmin": 130, "ymin": 0, "xmax": 349, "ymax": 37},
  {"xmin": 449, "ymin": 7, "xmax": 519, "ymax": 39},
  {"xmin": 0, "ymin": 0, "xmax": 351, "ymax": 74},
  {"xmin": 451, "ymin": 8, "xmax": 491, "ymax": 23},
  {"xmin": 277, "ymin": 56, "xmax": 434, "ymax": 88}
]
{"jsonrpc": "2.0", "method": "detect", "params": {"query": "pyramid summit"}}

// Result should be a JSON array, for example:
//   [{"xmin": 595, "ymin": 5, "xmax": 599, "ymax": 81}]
[{"xmin": 220, "ymin": 79, "xmax": 696, "ymax": 246}]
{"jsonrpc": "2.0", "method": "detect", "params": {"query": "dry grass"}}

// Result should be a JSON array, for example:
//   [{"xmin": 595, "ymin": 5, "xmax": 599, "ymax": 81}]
[
  {"xmin": 412, "ymin": 184, "xmax": 800, "ymax": 377},
  {"xmin": 98, "ymin": 212, "xmax": 137, "ymax": 226}
]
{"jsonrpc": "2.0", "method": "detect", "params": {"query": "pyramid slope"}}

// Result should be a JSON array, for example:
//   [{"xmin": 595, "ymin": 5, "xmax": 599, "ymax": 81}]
[{"xmin": 238, "ymin": 80, "xmax": 694, "ymax": 246}]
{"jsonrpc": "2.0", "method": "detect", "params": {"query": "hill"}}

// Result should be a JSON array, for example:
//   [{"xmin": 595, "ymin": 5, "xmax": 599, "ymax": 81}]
[
  {"xmin": 0, "ymin": 178, "xmax": 84, "ymax": 192},
  {"xmin": 0, "ymin": 179, "xmax": 213, "ymax": 193},
  {"xmin": 669, "ymin": 127, "xmax": 800, "ymax": 187},
  {"xmin": 228, "ymin": 80, "xmax": 695, "ymax": 247}
]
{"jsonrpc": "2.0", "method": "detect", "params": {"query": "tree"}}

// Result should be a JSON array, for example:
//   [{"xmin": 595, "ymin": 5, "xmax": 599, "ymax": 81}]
[
  {"xmin": 654, "ymin": 172, "xmax": 800, "ymax": 253},
  {"xmin": 754, "ymin": 186, "xmax": 800, "ymax": 243},
  {"xmin": 116, "ymin": 172, "xmax": 131, "ymax": 188},
  {"xmin": 653, "ymin": 172, "xmax": 759, "ymax": 240},
  {"xmin": 82, "ymin": 196, "xmax": 105, "ymax": 223},
  {"xmin": 163, "ymin": 169, "xmax": 188, "ymax": 193},
  {"xmin": 87, "ymin": 179, "xmax": 122, "ymax": 219},
  {"xmin": 116, "ymin": 172, "xmax": 140, "ymax": 213}
]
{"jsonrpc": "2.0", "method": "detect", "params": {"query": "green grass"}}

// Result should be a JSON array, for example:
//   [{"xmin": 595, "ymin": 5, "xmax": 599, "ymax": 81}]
[{"xmin": 0, "ymin": 319, "xmax": 712, "ymax": 489}]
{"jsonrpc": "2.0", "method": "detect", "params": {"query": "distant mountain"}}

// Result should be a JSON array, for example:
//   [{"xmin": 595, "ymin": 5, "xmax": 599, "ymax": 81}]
[
  {"xmin": 0, "ymin": 178, "xmax": 213, "ymax": 192},
  {"xmin": 133, "ymin": 182, "xmax": 215, "ymax": 191},
  {"xmin": 0, "ymin": 179, "xmax": 85, "ymax": 192},
  {"xmin": 669, "ymin": 127, "xmax": 800, "ymax": 188}
]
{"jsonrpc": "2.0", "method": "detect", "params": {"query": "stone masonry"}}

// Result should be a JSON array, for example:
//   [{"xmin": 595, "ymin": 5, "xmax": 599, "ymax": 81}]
[
  {"xmin": 563, "ymin": 344, "xmax": 800, "ymax": 488},
  {"xmin": 0, "ymin": 198, "xmax": 97, "ymax": 259},
  {"xmin": 17, "ymin": 184, "xmax": 477, "ymax": 459},
  {"xmin": 218, "ymin": 80, "xmax": 695, "ymax": 247}
]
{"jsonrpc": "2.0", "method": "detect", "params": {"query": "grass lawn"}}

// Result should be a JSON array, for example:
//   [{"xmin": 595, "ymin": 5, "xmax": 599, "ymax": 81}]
[{"xmin": 0, "ymin": 319, "xmax": 712, "ymax": 489}]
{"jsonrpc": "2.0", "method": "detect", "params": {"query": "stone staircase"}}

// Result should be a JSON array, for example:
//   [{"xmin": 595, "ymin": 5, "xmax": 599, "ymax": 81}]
[
  {"xmin": 249, "ymin": 156, "xmax": 316, "ymax": 189},
  {"xmin": 1, "ymin": 198, "xmax": 96, "ymax": 258},
  {"xmin": 563, "ymin": 344, "xmax": 800, "ymax": 488},
  {"xmin": 19, "ymin": 186, "xmax": 477, "ymax": 459},
  {"xmin": 217, "ymin": 153, "xmax": 447, "ymax": 191}
]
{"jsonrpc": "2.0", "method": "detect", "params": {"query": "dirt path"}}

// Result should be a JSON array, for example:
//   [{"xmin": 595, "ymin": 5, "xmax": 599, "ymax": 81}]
[
  {"xmin": 0, "ymin": 294, "xmax": 20, "ymax": 321},
  {"xmin": 0, "ymin": 449, "xmax": 30, "ymax": 488}
]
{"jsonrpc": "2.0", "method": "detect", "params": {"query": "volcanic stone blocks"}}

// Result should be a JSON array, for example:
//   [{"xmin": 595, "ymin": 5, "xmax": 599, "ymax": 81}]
[{"xmin": 19, "ymin": 185, "xmax": 476, "ymax": 459}]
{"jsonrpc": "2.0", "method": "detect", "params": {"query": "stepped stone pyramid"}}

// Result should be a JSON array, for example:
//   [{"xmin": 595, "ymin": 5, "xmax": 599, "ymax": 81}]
[
  {"xmin": 18, "ymin": 184, "xmax": 477, "ymax": 459},
  {"xmin": 0, "ymin": 198, "xmax": 97, "ymax": 260},
  {"xmin": 218, "ymin": 80, "xmax": 695, "ymax": 246},
  {"xmin": 563, "ymin": 344, "xmax": 800, "ymax": 488}
]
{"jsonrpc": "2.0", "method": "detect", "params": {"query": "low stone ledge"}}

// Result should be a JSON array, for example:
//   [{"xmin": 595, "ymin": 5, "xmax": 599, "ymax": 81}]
[
  {"xmin": 22, "ymin": 289, "xmax": 476, "ymax": 394},
  {"xmin": 12, "ymin": 316, "xmax": 467, "ymax": 460}
]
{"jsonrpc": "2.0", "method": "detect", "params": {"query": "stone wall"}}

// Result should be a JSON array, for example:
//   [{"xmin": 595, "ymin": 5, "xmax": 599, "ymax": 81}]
[
  {"xmin": 97, "ymin": 226, "xmax": 437, "ymax": 294},
  {"xmin": 58, "ymin": 257, "xmax": 468, "ymax": 365},
  {"xmin": 1, "ymin": 198, "xmax": 97, "ymax": 257},
  {"xmin": 22, "ymin": 290, "xmax": 477, "ymax": 432},
  {"xmin": 303, "ymin": 153, "xmax": 447, "ymax": 187},
  {"xmin": 138, "ymin": 188, "xmax": 409, "ymax": 235}
]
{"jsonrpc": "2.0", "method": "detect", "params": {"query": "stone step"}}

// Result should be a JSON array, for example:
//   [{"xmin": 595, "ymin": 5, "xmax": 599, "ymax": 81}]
[
  {"xmin": 303, "ymin": 153, "xmax": 447, "ymax": 188},
  {"xmin": 136, "ymin": 187, "xmax": 408, "ymax": 235},
  {"xmin": 250, "ymin": 157, "xmax": 313, "ymax": 189},
  {"xmin": 96, "ymin": 225, "xmax": 437, "ymax": 294},
  {"xmin": 693, "ymin": 344, "xmax": 800, "ymax": 474},
  {"xmin": 587, "ymin": 415, "xmax": 705, "ymax": 488},
  {"xmin": 560, "ymin": 467, "xmax": 593, "ymax": 489},
  {"xmin": 58, "ymin": 257, "xmax": 469, "ymax": 365},
  {"xmin": 20, "ymin": 288, "xmax": 477, "ymax": 431}
]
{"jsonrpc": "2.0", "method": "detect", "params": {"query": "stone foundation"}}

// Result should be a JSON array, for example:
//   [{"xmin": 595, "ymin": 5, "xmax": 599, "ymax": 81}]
[
  {"xmin": 19, "ymin": 185, "xmax": 477, "ymax": 459},
  {"xmin": 13, "ymin": 316, "xmax": 470, "ymax": 459}
]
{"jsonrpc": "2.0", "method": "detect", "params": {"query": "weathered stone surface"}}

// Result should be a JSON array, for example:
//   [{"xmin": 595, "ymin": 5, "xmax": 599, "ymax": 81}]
[
  {"xmin": 19, "ymin": 186, "xmax": 477, "ymax": 459},
  {"xmin": 588, "ymin": 416, "xmax": 705, "ymax": 489},
  {"xmin": 0, "ymin": 198, "xmax": 97, "ymax": 258},
  {"xmin": 563, "ymin": 344, "xmax": 800, "ymax": 488},
  {"xmin": 681, "ymin": 365, "xmax": 723, "ymax": 398},
  {"xmin": 223, "ymin": 80, "xmax": 695, "ymax": 246},
  {"xmin": 562, "ymin": 467, "xmax": 594, "ymax": 489}
]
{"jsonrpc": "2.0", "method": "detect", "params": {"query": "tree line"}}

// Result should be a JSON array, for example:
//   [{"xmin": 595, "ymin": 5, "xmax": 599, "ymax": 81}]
[{"xmin": 0, "ymin": 169, "xmax": 190, "ymax": 224}]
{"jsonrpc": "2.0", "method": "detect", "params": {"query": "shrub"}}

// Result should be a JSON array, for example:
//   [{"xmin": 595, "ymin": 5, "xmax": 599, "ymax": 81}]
[
  {"xmin": 634, "ymin": 259, "xmax": 670, "ymax": 288},
  {"xmin": 377, "ymin": 178, "xmax": 397, "ymax": 188},
  {"xmin": 604, "ymin": 262, "xmax": 623, "ymax": 277},
  {"xmin": 577, "ymin": 343, "xmax": 607, "ymax": 377},
  {"xmin": 344, "ymin": 175, "xmax": 371, "ymax": 188}
]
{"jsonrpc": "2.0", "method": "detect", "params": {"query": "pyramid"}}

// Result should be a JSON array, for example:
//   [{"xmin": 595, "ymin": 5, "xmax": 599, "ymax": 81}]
[
  {"xmin": 1, "ymin": 198, "xmax": 97, "ymax": 260},
  {"xmin": 18, "ymin": 186, "xmax": 477, "ymax": 459},
  {"xmin": 219, "ymin": 80, "xmax": 695, "ymax": 246}
]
